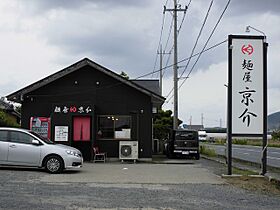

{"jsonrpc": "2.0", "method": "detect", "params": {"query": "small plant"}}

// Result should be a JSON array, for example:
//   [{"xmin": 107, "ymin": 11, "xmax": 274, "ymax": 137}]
[
  {"xmin": 200, "ymin": 145, "xmax": 217, "ymax": 157},
  {"xmin": 232, "ymin": 167, "xmax": 258, "ymax": 176},
  {"xmin": 215, "ymin": 138, "xmax": 226, "ymax": 145},
  {"xmin": 233, "ymin": 139, "xmax": 247, "ymax": 145}
]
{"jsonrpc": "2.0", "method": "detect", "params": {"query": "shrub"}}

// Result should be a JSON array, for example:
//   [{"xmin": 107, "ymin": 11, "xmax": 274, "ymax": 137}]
[
  {"xmin": 272, "ymin": 130, "xmax": 280, "ymax": 140},
  {"xmin": 200, "ymin": 145, "xmax": 216, "ymax": 157},
  {"xmin": 0, "ymin": 110, "xmax": 20, "ymax": 127},
  {"xmin": 233, "ymin": 139, "xmax": 247, "ymax": 145}
]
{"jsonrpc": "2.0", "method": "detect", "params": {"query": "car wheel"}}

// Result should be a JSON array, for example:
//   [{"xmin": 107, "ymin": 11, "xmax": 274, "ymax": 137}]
[{"xmin": 45, "ymin": 155, "xmax": 64, "ymax": 174}]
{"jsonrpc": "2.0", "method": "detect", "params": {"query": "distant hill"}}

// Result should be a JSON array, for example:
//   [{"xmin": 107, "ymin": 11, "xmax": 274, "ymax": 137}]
[{"xmin": 268, "ymin": 111, "xmax": 280, "ymax": 130}]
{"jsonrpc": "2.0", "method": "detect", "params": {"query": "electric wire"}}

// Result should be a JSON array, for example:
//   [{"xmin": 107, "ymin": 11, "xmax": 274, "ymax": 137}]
[
  {"xmin": 162, "ymin": 0, "xmax": 191, "ymax": 78},
  {"xmin": 177, "ymin": 0, "xmax": 192, "ymax": 33},
  {"xmin": 136, "ymin": 39, "xmax": 227, "ymax": 79},
  {"xmin": 165, "ymin": 0, "xmax": 213, "ymax": 99},
  {"xmin": 165, "ymin": 0, "xmax": 231, "ymax": 103},
  {"xmin": 151, "ymin": 0, "xmax": 170, "ymax": 78},
  {"xmin": 27, "ymin": 39, "xmax": 228, "ymax": 99}
]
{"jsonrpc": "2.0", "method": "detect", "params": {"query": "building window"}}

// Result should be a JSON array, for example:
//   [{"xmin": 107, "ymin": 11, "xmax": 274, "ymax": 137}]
[{"xmin": 98, "ymin": 115, "xmax": 131, "ymax": 140}]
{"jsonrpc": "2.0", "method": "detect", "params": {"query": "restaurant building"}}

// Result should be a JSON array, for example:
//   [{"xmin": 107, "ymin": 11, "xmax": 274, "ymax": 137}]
[{"xmin": 7, "ymin": 58, "xmax": 165, "ymax": 161}]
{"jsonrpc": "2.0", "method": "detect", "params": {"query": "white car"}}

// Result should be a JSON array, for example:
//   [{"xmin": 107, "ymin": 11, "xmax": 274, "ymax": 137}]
[{"xmin": 0, "ymin": 127, "xmax": 83, "ymax": 173}]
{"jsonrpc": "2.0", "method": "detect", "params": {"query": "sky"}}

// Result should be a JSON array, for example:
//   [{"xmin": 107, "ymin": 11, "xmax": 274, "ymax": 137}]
[{"xmin": 0, "ymin": 0, "xmax": 280, "ymax": 127}]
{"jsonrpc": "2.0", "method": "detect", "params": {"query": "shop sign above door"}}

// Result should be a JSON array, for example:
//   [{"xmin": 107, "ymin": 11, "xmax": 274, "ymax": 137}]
[{"xmin": 54, "ymin": 104, "xmax": 93, "ymax": 114}]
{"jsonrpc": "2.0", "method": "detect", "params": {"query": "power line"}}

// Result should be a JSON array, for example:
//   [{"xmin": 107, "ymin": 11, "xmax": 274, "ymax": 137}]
[
  {"xmin": 29, "ymin": 40, "xmax": 228, "ymax": 99},
  {"xmin": 136, "ymin": 39, "xmax": 227, "ymax": 80},
  {"xmin": 165, "ymin": 0, "xmax": 231, "ymax": 103},
  {"xmin": 179, "ymin": 0, "xmax": 231, "ymax": 88},
  {"xmin": 177, "ymin": 0, "xmax": 192, "ymax": 33},
  {"xmin": 164, "ymin": 0, "xmax": 188, "ymax": 129},
  {"xmin": 179, "ymin": 0, "xmax": 213, "ymax": 80},
  {"xmin": 163, "ymin": 17, "xmax": 174, "ymax": 54},
  {"xmin": 151, "ymin": 0, "xmax": 170, "ymax": 78},
  {"xmin": 162, "ymin": 0, "xmax": 191, "ymax": 78},
  {"xmin": 165, "ymin": 0, "xmax": 213, "ymax": 99}
]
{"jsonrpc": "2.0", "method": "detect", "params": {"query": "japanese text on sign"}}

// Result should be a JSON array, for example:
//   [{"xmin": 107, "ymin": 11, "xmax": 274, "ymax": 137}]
[
  {"xmin": 231, "ymin": 37, "xmax": 264, "ymax": 135},
  {"xmin": 54, "ymin": 105, "xmax": 92, "ymax": 114}
]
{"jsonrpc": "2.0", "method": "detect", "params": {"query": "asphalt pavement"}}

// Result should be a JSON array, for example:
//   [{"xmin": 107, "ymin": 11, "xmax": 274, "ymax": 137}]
[
  {"xmin": 205, "ymin": 143, "xmax": 280, "ymax": 169},
  {"xmin": 1, "ymin": 158, "xmax": 280, "ymax": 210},
  {"xmin": 40, "ymin": 162, "xmax": 223, "ymax": 184}
]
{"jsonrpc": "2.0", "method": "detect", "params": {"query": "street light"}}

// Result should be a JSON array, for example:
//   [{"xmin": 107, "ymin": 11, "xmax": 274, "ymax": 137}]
[{"xmin": 245, "ymin": 25, "xmax": 266, "ymax": 42}]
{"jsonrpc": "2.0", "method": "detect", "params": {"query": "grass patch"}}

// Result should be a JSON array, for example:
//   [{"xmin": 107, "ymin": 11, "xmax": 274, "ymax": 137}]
[
  {"xmin": 215, "ymin": 139, "xmax": 226, "ymax": 145},
  {"xmin": 233, "ymin": 139, "xmax": 247, "ymax": 145},
  {"xmin": 200, "ymin": 145, "xmax": 217, "ymax": 157},
  {"xmin": 212, "ymin": 138, "xmax": 280, "ymax": 148},
  {"xmin": 232, "ymin": 167, "xmax": 258, "ymax": 176}
]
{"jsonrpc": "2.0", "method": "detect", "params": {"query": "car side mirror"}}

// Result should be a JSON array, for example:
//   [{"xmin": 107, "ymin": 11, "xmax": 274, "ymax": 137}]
[{"xmin": 32, "ymin": 139, "xmax": 40, "ymax": 145}]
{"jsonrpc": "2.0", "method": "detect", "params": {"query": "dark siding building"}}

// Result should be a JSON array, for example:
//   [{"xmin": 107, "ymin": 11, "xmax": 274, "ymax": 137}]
[{"xmin": 7, "ymin": 58, "xmax": 165, "ymax": 161}]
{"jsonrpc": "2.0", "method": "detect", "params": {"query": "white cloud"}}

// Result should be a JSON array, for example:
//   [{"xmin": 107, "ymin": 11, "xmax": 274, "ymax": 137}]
[
  {"xmin": 163, "ymin": 62, "xmax": 227, "ymax": 127},
  {"xmin": 0, "ymin": 0, "xmax": 280, "ymax": 128},
  {"xmin": 0, "ymin": 31, "xmax": 61, "ymax": 93}
]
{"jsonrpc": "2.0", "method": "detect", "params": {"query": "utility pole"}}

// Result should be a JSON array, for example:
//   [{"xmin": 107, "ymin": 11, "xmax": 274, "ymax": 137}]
[
  {"xmin": 201, "ymin": 113, "xmax": 204, "ymax": 126},
  {"xmin": 164, "ymin": 0, "xmax": 187, "ymax": 129},
  {"xmin": 159, "ymin": 45, "xmax": 163, "ymax": 96},
  {"xmin": 157, "ymin": 45, "xmax": 171, "ymax": 96}
]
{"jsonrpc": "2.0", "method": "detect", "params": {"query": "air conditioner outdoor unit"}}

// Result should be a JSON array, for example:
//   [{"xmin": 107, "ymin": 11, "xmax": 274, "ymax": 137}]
[{"xmin": 119, "ymin": 141, "xmax": 138, "ymax": 162}]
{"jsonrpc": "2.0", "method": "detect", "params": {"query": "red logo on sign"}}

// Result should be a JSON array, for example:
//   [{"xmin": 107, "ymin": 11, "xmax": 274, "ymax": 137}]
[
  {"xmin": 70, "ymin": 106, "xmax": 77, "ymax": 113},
  {"xmin": 241, "ymin": 44, "xmax": 254, "ymax": 55}
]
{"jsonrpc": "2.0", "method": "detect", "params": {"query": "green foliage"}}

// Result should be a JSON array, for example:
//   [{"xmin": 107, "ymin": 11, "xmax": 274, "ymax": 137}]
[
  {"xmin": 153, "ymin": 110, "xmax": 173, "ymax": 140},
  {"xmin": 232, "ymin": 167, "xmax": 258, "ymax": 176},
  {"xmin": 120, "ymin": 71, "xmax": 129, "ymax": 80},
  {"xmin": 200, "ymin": 145, "xmax": 216, "ymax": 157},
  {"xmin": 153, "ymin": 109, "xmax": 183, "ymax": 140},
  {"xmin": 0, "ymin": 110, "xmax": 20, "ymax": 127},
  {"xmin": 233, "ymin": 139, "xmax": 248, "ymax": 145},
  {"xmin": 215, "ymin": 138, "xmax": 226, "ymax": 145},
  {"xmin": 272, "ymin": 130, "xmax": 280, "ymax": 140}
]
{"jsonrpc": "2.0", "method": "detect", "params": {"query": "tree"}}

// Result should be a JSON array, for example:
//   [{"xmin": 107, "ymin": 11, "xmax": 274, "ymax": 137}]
[
  {"xmin": 153, "ymin": 109, "xmax": 182, "ymax": 140},
  {"xmin": 120, "ymin": 71, "xmax": 129, "ymax": 80},
  {"xmin": 0, "ymin": 110, "xmax": 19, "ymax": 127},
  {"xmin": 271, "ymin": 130, "xmax": 280, "ymax": 140},
  {"xmin": 15, "ymin": 105, "xmax": 21, "ymax": 114}
]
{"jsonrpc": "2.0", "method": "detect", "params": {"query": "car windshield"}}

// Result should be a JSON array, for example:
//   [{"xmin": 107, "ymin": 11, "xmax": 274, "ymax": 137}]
[{"xmin": 30, "ymin": 131, "xmax": 54, "ymax": 144}]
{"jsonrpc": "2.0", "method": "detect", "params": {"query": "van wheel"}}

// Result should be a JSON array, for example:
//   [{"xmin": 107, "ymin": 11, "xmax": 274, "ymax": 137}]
[
  {"xmin": 45, "ymin": 155, "xmax": 64, "ymax": 174},
  {"xmin": 195, "ymin": 153, "xmax": 200, "ymax": 160}
]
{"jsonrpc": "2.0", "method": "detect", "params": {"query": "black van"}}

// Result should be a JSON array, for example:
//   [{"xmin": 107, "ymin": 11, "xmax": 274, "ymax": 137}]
[{"xmin": 166, "ymin": 129, "xmax": 200, "ymax": 159}]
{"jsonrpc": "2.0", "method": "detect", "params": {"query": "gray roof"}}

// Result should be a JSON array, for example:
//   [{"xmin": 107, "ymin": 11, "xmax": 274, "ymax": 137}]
[
  {"xmin": 6, "ymin": 58, "xmax": 165, "ymax": 106},
  {"xmin": 130, "ymin": 80, "xmax": 160, "ymax": 96}
]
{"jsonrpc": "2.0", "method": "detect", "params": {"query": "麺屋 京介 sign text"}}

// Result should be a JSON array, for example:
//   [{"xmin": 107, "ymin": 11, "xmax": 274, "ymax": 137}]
[{"xmin": 229, "ymin": 35, "xmax": 266, "ymax": 135}]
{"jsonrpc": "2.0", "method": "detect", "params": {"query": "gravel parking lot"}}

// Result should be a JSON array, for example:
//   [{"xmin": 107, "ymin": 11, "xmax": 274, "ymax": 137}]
[{"xmin": 0, "ymin": 159, "xmax": 279, "ymax": 210}]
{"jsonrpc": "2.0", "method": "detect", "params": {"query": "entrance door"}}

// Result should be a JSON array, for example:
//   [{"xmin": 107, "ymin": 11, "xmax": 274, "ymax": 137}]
[{"xmin": 73, "ymin": 116, "xmax": 91, "ymax": 141}]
